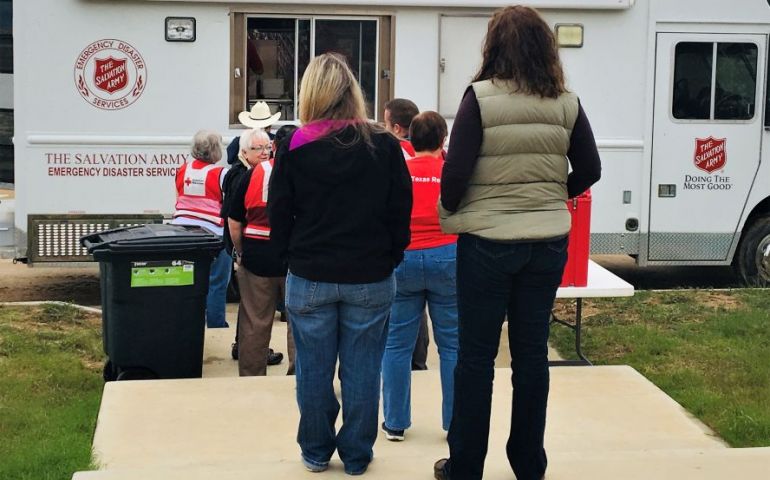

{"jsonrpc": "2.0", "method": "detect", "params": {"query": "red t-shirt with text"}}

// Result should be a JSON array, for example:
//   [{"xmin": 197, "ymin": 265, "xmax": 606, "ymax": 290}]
[{"xmin": 407, "ymin": 154, "xmax": 457, "ymax": 250}]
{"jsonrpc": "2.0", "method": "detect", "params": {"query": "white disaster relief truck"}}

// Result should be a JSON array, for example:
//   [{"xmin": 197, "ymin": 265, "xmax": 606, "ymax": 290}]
[{"xmin": 11, "ymin": 0, "xmax": 770, "ymax": 283}]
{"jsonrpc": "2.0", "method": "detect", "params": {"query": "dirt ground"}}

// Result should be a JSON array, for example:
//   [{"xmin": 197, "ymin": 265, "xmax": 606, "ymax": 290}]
[
  {"xmin": 0, "ymin": 259, "xmax": 102, "ymax": 305},
  {"xmin": 0, "ymin": 255, "xmax": 745, "ymax": 308}
]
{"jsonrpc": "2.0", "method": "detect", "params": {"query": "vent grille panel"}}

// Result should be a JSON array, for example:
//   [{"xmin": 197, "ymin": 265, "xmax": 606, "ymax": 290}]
[{"xmin": 28, "ymin": 215, "xmax": 164, "ymax": 263}]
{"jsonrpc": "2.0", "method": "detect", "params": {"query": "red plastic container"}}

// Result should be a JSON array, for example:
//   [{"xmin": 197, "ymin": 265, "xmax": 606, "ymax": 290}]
[{"xmin": 560, "ymin": 191, "xmax": 591, "ymax": 287}]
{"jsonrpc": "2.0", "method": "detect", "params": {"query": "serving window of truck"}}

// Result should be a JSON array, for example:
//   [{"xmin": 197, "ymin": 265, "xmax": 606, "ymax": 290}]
[{"xmin": 229, "ymin": 13, "xmax": 391, "ymax": 125}]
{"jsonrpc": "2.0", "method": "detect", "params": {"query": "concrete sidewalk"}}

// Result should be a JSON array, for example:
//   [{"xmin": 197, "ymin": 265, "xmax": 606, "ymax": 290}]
[
  {"xmin": 77, "ymin": 366, "xmax": 765, "ymax": 480},
  {"xmin": 72, "ymin": 307, "xmax": 770, "ymax": 479}
]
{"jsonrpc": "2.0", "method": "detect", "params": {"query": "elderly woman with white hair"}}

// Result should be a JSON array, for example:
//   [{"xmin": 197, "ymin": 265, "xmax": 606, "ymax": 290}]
[
  {"xmin": 172, "ymin": 129, "xmax": 231, "ymax": 328},
  {"xmin": 223, "ymin": 128, "xmax": 289, "ymax": 369},
  {"xmin": 227, "ymin": 128, "xmax": 295, "ymax": 377}
]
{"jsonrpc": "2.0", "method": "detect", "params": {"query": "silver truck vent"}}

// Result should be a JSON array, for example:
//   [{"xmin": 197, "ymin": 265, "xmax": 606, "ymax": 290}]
[{"xmin": 28, "ymin": 214, "xmax": 165, "ymax": 263}]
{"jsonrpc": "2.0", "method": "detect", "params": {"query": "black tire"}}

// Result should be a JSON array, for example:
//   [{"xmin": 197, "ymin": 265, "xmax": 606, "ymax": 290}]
[
  {"xmin": 116, "ymin": 367, "xmax": 158, "ymax": 381},
  {"xmin": 226, "ymin": 267, "xmax": 240, "ymax": 303},
  {"xmin": 103, "ymin": 360, "xmax": 117, "ymax": 382},
  {"xmin": 734, "ymin": 215, "xmax": 770, "ymax": 286}
]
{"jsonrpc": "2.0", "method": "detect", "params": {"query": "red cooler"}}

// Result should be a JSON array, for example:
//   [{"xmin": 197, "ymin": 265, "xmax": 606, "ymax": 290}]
[{"xmin": 560, "ymin": 191, "xmax": 591, "ymax": 287}]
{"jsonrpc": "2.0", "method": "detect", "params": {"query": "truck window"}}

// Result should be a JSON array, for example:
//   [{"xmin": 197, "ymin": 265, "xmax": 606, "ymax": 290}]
[
  {"xmin": 241, "ymin": 16, "xmax": 379, "ymax": 122},
  {"xmin": 0, "ymin": 0, "xmax": 11, "ymax": 74},
  {"xmin": 673, "ymin": 42, "xmax": 713, "ymax": 120},
  {"xmin": 715, "ymin": 43, "xmax": 757, "ymax": 120},
  {"xmin": 245, "ymin": 18, "xmax": 311, "ymax": 123},
  {"xmin": 672, "ymin": 41, "xmax": 758, "ymax": 122}
]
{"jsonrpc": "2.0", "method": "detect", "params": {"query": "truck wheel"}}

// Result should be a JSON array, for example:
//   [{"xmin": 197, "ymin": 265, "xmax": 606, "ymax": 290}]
[{"xmin": 735, "ymin": 215, "xmax": 770, "ymax": 286}]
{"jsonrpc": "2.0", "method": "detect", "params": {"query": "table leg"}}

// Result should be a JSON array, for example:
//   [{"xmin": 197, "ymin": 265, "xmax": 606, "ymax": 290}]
[{"xmin": 549, "ymin": 298, "xmax": 592, "ymax": 367}]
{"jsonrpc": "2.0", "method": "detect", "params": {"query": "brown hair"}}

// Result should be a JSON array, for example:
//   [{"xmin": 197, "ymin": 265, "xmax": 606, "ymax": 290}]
[
  {"xmin": 473, "ymin": 6, "xmax": 567, "ymax": 99},
  {"xmin": 409, "ymin": 111, "xmax": 447, "ymax": 152},
  {"xmin": 385, "ymin": 98, "xmax": 419, "ymax": 129}
]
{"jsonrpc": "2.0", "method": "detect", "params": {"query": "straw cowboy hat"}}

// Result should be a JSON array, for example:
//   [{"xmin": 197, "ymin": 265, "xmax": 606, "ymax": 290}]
[{"xmin": 238, "ymin": 101, "xmax": 281, "ymax": 129}]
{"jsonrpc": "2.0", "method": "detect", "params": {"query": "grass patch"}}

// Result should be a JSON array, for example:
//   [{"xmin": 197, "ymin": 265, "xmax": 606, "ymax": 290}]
[
  {"xmin": 551, "ymin": 290, "xmax": 770, "ymax": 447},
  {"xmin": 0, "ymin": 304, "xmax": 104, "ymax": 480}
]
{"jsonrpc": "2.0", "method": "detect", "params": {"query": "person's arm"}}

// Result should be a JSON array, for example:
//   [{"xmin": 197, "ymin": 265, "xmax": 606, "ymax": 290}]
[
  {"xmin": 220, "ymin": 168, "xmax": 235, "ymax": 218},
  {"xmin": 440, "ymin": 87, "xmax": 483, "ymax": 212},
  {"xmin": 386, "ymin": 138, "xmax": 413, "ymax": 267},
  {"xmin": 228, "ymin": 219, "xmax": 244, "ymax": 265},
  {"xmin": 227, "ymin": 170, "xmax": 251, "ymax": 263},
  {"xmin": 267, "ymin": 132, "xmax": 295, "ymax": 260},
  {"xmin": 566, "ymin": 101, "xmax": 602, "ymax": 198}
]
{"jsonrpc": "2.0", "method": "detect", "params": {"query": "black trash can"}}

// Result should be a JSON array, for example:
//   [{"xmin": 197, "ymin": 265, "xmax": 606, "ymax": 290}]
[{"xmin": 81, "ymin": 224, "xmax": 223, "ymax": 381}]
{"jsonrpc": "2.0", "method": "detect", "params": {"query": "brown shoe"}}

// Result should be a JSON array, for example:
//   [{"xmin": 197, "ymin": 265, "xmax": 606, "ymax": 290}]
[{"xmin": 434, "ymin": 458, "xmax": 449, "ymax": 480}]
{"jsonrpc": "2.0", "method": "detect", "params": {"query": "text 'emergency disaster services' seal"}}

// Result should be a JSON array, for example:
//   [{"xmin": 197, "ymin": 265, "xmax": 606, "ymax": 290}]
[{"xmin": 74, "ymin": 39, "xmax": 147, "ymax": 111}]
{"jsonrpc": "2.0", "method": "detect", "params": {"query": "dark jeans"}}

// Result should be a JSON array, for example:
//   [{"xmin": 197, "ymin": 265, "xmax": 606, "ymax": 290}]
[{"xmin": 447, "ymin": 234, "xmax": 567, "ymax": 480}]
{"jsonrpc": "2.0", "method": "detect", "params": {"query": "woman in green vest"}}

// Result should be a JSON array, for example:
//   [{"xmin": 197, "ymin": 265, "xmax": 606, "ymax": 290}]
[{"xmin": 434, "ymin": 6, "xmax": 601, "ymax": 480}]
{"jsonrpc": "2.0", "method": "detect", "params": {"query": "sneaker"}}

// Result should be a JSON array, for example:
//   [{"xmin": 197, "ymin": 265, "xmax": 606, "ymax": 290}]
[
  {"xmin": 433, "ymin": 458, "xmax": 450, "ymax": 480},
  {"xmin": 381, "ymin": 422, "xmax": 405, "ymax": 441},
  {"xmin": 302, "ymin": 457, "xmax": 328, "ymax": 473},
  {"xmin": 267, "ymin": 348, "xmax": 284, "ymax": 366},
  {"xmin": 230, "ymin": 342, "xmax": 238, "ymax": 360}
]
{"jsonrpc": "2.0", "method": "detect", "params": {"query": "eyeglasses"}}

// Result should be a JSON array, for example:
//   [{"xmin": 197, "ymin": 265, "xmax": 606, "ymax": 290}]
[{"xmin": 248, "ymin": 145, "xmax": 272, "ymax": 153}]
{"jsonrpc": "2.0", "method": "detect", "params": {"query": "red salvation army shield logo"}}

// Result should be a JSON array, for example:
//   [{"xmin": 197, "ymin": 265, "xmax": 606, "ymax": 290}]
[
  {"xmin": 74, "ymin": 39, "xmax": 147, "ymax": 110},
  {"xmin": 694, "ymin": 136, "xmax": 726, "ymax": 174},
  {"xmin": 94, "ymin": 56, "xmax": 128, "ymax": 94}
]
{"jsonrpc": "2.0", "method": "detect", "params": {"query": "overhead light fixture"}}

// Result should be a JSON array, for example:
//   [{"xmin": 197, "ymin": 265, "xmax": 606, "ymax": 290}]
[
  {"xmin": 165, "ymin": 17, "xmax": 196, "ymax": 42},
  {"xmin": 555, "ymin": 24, "xmax": 584, "ymax": 48}
]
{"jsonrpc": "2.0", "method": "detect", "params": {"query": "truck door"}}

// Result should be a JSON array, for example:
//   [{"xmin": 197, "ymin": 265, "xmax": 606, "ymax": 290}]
[{"xmin": 649, "ymin": 33, "xmax": 765, "ymax": 262}]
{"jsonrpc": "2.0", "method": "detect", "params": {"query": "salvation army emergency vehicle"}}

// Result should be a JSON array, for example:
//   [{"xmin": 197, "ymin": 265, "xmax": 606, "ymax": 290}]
[{"xmin": 10, "ymin": 0, "xmax": 770, "ymax": 283}]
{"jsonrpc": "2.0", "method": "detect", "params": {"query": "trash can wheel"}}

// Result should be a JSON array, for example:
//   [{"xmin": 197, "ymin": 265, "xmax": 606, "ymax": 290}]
[
  {"xmin": 116, "ymin": 367, "xmax": 158, "ymax": 381},
  {"xmin": 103, "ymin": 360, "xmax": 117, "ymax": 382}
]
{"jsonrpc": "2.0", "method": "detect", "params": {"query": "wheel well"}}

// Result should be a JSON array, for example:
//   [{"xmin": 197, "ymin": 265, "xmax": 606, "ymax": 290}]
[
  {"xmin": 745, "ymin": 197, "xmax": 770, "ymax": 227},
  {"xmin": 734, "ymin": 197, "xmax": 770, "ymax": 266}
]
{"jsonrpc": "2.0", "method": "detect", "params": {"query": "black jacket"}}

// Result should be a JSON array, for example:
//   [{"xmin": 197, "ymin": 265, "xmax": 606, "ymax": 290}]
[
  {"xmin": 220, "ymin": 161, "xmax": 249, "ymax": 254},
  {"xmin": 268, "ymin": 126, "xmax": 412, "ymax": 284},
  {"xmin": 228, "ymin": 168, "xmax": 287, "ymax": 277}
]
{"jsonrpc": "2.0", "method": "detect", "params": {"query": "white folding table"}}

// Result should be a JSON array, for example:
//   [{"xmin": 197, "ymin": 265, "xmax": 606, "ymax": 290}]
[{"xmin": 550, "ymin": 260, "xmax": 634, "ymax": 366}]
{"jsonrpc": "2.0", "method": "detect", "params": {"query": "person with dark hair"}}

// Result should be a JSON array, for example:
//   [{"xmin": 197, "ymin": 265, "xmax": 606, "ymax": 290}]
[
  {"xmin": 381, "ymin": 111, "xmax": 458, "ymax": 442},
  {"xmin": 384, "ymin": 98, "xmax": 419, "ymax": 159},
  {"xmin": 272, "ymin": 124, "xmax": 298, "ymax": 153},
  {"xmin": 434, "ymin": 6, "xmax": 601, "ymax": 480},
  {"xmin": 268, "ymin": 53, "xmax": 412, "ymax": 476},
  {"xmin": 384, "ymin": 97, "xmax": 432, "ymax": 373}
]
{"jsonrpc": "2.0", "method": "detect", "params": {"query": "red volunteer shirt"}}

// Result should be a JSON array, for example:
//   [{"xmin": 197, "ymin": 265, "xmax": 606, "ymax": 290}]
[{"xmin": 406, "ymin": 154, "xmax": 457, "ymax": 250}]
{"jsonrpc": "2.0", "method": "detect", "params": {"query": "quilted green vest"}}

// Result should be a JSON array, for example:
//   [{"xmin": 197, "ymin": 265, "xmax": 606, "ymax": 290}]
[{"xmin": 439, "ymin": 79, "xmax": 579, "ymax": 240}]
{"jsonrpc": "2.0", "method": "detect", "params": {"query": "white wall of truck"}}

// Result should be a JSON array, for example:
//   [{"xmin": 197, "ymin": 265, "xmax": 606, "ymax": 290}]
[{"xmin": 13, "ymin": 0, "xmax": 770, "ymax": 281}]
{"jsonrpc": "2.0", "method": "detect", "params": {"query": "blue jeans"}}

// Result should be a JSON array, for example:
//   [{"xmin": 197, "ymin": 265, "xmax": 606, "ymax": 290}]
[
  {"xmin": 382, "ymin": 243, "xmax": 458, "ymax": 431},
  {"xmin": 447, "ymin": 234, "xmax": 568, "ymax": 480},
  {"xmin": 286, "ymin": 272, "xmax": 395, "ymax": 475},
  {"xmin": 206, "ymin": 248, "xmax": 232, "ymax": 328}
]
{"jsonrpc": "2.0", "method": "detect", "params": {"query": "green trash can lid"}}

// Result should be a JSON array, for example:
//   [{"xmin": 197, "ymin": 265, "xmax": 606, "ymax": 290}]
[{"xmin": 81, "ymin": 223, "xmax": 223, "ymax": 257}]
